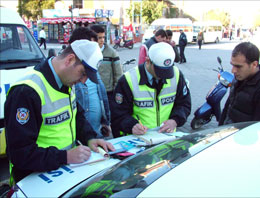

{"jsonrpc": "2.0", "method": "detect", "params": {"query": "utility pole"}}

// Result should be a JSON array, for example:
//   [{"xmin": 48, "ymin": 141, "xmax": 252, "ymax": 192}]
[
  {"xmin": 140, "ymin": 1, "xmax": 142, "ymax": 25},
  {"xmin": 132, "ymin": 1, "xmax": 134, "ymax": 25},
  {"xmin": 69, "ymin": 5, "xmax": 73, "ymax": 25}
]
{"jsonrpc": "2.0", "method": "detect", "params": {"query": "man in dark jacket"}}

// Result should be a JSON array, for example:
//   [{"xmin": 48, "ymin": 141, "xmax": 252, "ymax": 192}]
[
  {"xmin": 138, "ymin": 29, "xmax": 167, "ymax": 65},
  {"xmin": 178, "ymin": 29, "xmax": 187, "ymax": 63},
  {"xmin": 219, "ymin": 42, "xmax": 260, "ymax": 125}
]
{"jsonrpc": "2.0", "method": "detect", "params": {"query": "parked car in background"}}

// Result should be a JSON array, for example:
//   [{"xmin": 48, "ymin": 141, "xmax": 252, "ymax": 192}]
[
  {"xmin": 11, "ymin": 121, "xmax": 260, "ymax": 197},
  {"xmin": 0, "ymin": 7, "xmax": 45, "ymax": 156}
]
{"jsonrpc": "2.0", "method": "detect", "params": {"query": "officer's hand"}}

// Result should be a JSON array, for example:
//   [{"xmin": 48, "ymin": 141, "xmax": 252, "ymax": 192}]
[
  {"xmin": 67, "ymin": 145, "xmax": 91, "ymax": 164},
  {"xmin": 132, "ymin": 123, "xmax": 148, "ymax": 135},
  {"xmin": 101, "ymin": 124, "xmax": 112, "ymax": 137},
  {"xmin": 88, "ymin": 139, "xmax": 115, "ymax": 153},
  {"xmin": 159, "ymin": 119, "xmax": 177, "ymax": 133}
]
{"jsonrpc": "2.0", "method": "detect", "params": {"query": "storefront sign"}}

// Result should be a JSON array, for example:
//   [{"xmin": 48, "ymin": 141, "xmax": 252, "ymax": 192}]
[
  {"xmin": 43, "ymin": 9, "xmax": 79, "ymax": 18},
  {"xmin": 95, "ymin": 9, "xmax": 113, "ymax": 18}
]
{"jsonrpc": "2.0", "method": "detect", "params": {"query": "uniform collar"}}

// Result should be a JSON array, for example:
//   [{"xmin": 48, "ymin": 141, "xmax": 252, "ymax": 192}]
[
  {"xmin": 34, "ymin": 58, "xmax": 69, "ymax": 93},
  {"xmin": 138, "ymin": 64, "xmax": 167, "ymax": 86},
  {"xmin": 48, "ymin": 57, "xmax": 62, "ymax": 89}
]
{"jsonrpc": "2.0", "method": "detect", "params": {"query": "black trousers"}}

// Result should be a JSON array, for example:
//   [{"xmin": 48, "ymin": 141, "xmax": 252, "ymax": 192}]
[
  {"xmin": 198, "ymin": 40, "xmax": 202, "ymax": 49},
  {"xmin": 39, "ymin": 38, "xmax": 46, "ymax": 50},
  {"xmin": 179, "ymin": 45, "xmax": 186, "ymax": 62}
]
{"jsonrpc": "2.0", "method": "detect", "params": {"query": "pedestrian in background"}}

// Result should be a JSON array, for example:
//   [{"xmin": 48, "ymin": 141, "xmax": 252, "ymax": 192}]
[
  {"xmin": 39, "ymin": 27, "xmax": 47, "ymax": 50},
  {"xmin": 69, "ymin": 27, "xmax": 112, "ymax": 139},
  {"xmin": 138, "ymin": 29, "xmax": 167, "ymax": 65},
  {"xmin": 90, "ymin": 25, "xmax": 122, "ymax": 108},
  {"xmin": 111, "ymin": 42, "xmax": 191, "ymax": 137},
  {"xmin": 219, "ymin": 42, "xmax": 260, "ymax": 125},
  {"xmin": 178, "ymin": 29, "xmax": 187, "ymax": 63},
  {"xmin": 197, "ymin": 31, "xmax": 204, "ymax": 50},
  {"xmin": 166, "ymin": 29, "xmax": 180, "ymax": 63},
  {"xmin": 115, "ymin": 26, "xmax": 119, "ymax": 40}
]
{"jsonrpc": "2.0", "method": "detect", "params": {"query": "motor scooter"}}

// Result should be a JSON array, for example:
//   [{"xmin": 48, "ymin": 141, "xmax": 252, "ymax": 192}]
[
  {"xmin": 190, "ymin": 57, "xmax": 234, "ymax": 130},
  {"xmin": 113, "ymin": 36, "xmax": 134, "ymax": 50}
]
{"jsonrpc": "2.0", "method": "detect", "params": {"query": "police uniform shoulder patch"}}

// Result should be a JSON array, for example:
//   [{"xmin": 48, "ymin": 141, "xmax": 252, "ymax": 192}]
[
  {"xmin": 115, "ymin": 93, "xmax": 123, "ymax": 104},
  {"xmin": 16, "ymin": 108, "xmax": 30, "ymax": 125}
]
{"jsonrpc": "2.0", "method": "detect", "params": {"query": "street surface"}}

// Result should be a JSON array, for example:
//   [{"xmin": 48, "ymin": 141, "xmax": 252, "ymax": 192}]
[{"xmin": 0, "ymin": 39, "xmax": 240, "ymax": 185}]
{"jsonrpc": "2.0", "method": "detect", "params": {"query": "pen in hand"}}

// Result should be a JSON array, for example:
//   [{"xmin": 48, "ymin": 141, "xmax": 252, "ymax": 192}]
[
  {"xmin": 77, "ymin": 140, "xmax": 83, "ymax": 146},
  {"xmin": 136, "ymin": 115, "xmax": 145, "ymax": 131}
]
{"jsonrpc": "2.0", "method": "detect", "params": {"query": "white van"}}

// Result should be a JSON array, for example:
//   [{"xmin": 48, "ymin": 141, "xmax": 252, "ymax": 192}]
[
  {"xmin": 0, "ymin": 7, "xmax": 45, "ymax": 155},
  {"xmin": 142, "ymin": 18, "xmax": 193, "ymax": 45},
  {"xmin": 193, "ymin": 21, "xmax": 223, "ymax": 43}
]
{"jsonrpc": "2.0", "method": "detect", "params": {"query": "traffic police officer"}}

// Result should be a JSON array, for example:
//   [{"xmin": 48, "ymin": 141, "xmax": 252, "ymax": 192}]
[
  {"xmin": 4, "ymin": 40, "xmax": 114, "ymax": 184},
  {"xmin": 111, "ymin": 42, "xmax": 191, "ymax": 137}
]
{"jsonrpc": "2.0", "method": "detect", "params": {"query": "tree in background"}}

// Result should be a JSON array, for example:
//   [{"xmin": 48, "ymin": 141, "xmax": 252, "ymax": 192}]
[
  {"xmin": 142, "ymin": 0, "xmax": 165, "ymax": 24},
  {"xmin": 253, "ymin": 12, "xmax": 260, "ymax": 28},
  {"xmin": 127, "ymin": 0, "xmax": 165, "ymax": 25},
  {"xmin": 126, "ymin": 1, "xmax": 141, "ymax": 24},
  {"xmin": 18, "ymin": 0, "xmax": 55, "ymax": 20},
  {"xmin": 204, "ymin": 9, "xmax": 231, "ymax": 29}
]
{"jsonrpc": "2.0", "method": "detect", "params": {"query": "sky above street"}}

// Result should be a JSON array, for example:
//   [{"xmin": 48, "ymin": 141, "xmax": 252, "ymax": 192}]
[{"xmin": 178, "ymin": 1, "xmax": 260, "ymax": 26}]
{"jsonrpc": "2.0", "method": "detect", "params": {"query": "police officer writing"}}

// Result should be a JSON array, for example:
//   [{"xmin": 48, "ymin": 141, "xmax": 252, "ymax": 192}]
[
  {"xmin": 111, "ymin": 42, "xmax": 191, "ymax": 137},
  {"xmin": 4, "ymin": 40, "xmax": 114, "ymax": 184}
]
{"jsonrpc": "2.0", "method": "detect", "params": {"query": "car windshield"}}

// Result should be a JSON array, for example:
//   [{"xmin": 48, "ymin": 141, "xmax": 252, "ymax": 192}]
[
  {"xmin": 62, "ymin": 121, "xmax": 255, "ymax": 198},
  {"xmin": 0, "ymin": 24, "xmax": 44, "ymax": 69}
]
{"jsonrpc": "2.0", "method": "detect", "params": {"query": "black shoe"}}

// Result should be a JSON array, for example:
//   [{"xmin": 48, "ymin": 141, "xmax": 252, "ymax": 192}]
[{"xmin": 183, "ymin": 60, "xmax": 186, "ymax": 63}]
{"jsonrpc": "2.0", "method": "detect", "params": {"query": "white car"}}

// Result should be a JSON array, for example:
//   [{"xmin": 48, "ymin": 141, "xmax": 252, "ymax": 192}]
[{"xmin": 10, "ymin": 121, "xmax": 260, "ymax": 197}]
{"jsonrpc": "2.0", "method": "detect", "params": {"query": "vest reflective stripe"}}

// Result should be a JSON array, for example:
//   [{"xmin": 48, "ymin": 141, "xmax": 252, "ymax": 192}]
[
  {"xmin": 125, "ymin": 67, "xmax": 179, "ymax": 129},
  {"xmin": 18, "ymin": 72, "xmax": 76, "ymax": 114},
  {"xmin": 8, "ymin": 70, "xmax": 77, "ymax": 150}
]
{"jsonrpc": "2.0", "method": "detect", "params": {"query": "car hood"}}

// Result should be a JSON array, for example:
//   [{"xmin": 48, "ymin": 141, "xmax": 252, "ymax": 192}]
[
  {"xmin": 63, "ymin": 122, "xmax": 258, "ymax": 198},
  {"xmin": 138, "ymin": 122, "xmax": 260, "ymax": 197}
]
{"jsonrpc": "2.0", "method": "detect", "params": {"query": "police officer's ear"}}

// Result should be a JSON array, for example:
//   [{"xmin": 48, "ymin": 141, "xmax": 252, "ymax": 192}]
[
  {"xmin": 145, "ymin": 56, "xmax": 151, "ymax": 65},
  {"xmin": 65, "ymin": 53, "xmax": 77, "ymax": 67}
]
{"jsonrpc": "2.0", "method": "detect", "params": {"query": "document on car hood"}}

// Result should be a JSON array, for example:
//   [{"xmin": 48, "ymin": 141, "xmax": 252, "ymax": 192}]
[
  {"xmin": 134, "ymin": 129, "xmax": 188, "ymax": 146},
  {"xmin": 69, "ymin": 147, "xmax": 109, "ymax": 167}
]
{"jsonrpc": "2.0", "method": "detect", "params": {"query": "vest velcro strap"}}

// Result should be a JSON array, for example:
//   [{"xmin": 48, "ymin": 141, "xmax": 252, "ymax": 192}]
[{"xmin": 61, "ymin": 142, "xmax": 75, "ymax": 150}]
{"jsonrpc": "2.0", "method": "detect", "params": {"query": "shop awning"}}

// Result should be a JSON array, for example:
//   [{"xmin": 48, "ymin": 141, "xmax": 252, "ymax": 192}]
[{"xmin": 39, "ymin": 17, "xmax": 95, "ymax": 24}]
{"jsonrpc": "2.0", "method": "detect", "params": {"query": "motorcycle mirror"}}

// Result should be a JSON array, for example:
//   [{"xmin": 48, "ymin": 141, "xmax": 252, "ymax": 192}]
[
  {"xmin": 48, "ymin": 49, "xmax": 56, "ymax": 58},
  {"xmin": 62, "ymin": 44, "xmax": 67, "ymax": 50},
  {"xmin": 217, "ymin": 56, "xmax": 223, "ymax": 70},
  {"xmin": 217, "ymin": 57, "xmax": 222, "ymax": 64}
]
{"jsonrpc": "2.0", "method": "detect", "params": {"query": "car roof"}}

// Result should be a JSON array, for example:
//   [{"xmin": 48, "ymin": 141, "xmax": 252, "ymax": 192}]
[
  {"xmin": 138, "ymin": 122, "xmax": 260, "ymax": 197},
  {"xmin": 0, "ymin": 7, "xmax": 25, "ymax": 25}
]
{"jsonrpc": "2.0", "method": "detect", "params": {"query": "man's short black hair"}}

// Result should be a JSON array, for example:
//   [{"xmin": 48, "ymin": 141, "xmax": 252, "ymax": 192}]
[
  {"xmin": 90, "ymin": 25, "xmax": 105, "ymax": 34},
  {"xmin": 155, "ymin": 29, "xmax": 167, "ymax": 38},
  {"xmin": 59, "ymin": 45, "xmax": 81, "ymax": 65},
  {"xmin": 232, "ymin": 42, "xmax": 260, "ymax": 64},
  {"xmin": 166, "ymin": 30, "xmax": 172, "ymax": 37},
  {"xmin": 68, "ymin": 27, "xmax": 97, "ymax": 44}
]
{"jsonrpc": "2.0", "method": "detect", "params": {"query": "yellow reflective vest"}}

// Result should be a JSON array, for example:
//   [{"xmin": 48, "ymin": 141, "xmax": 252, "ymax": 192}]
[
  {"xmin": 7, "ymin": 70, "xmax": 77, "ymax": 150},
  {"xmin": 125, "ymin": 66, "xmax": 180, "ymax": 129},
  {"xmin": 7, "ymin": 70, "xmax": 77, "ymax": 185}
]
